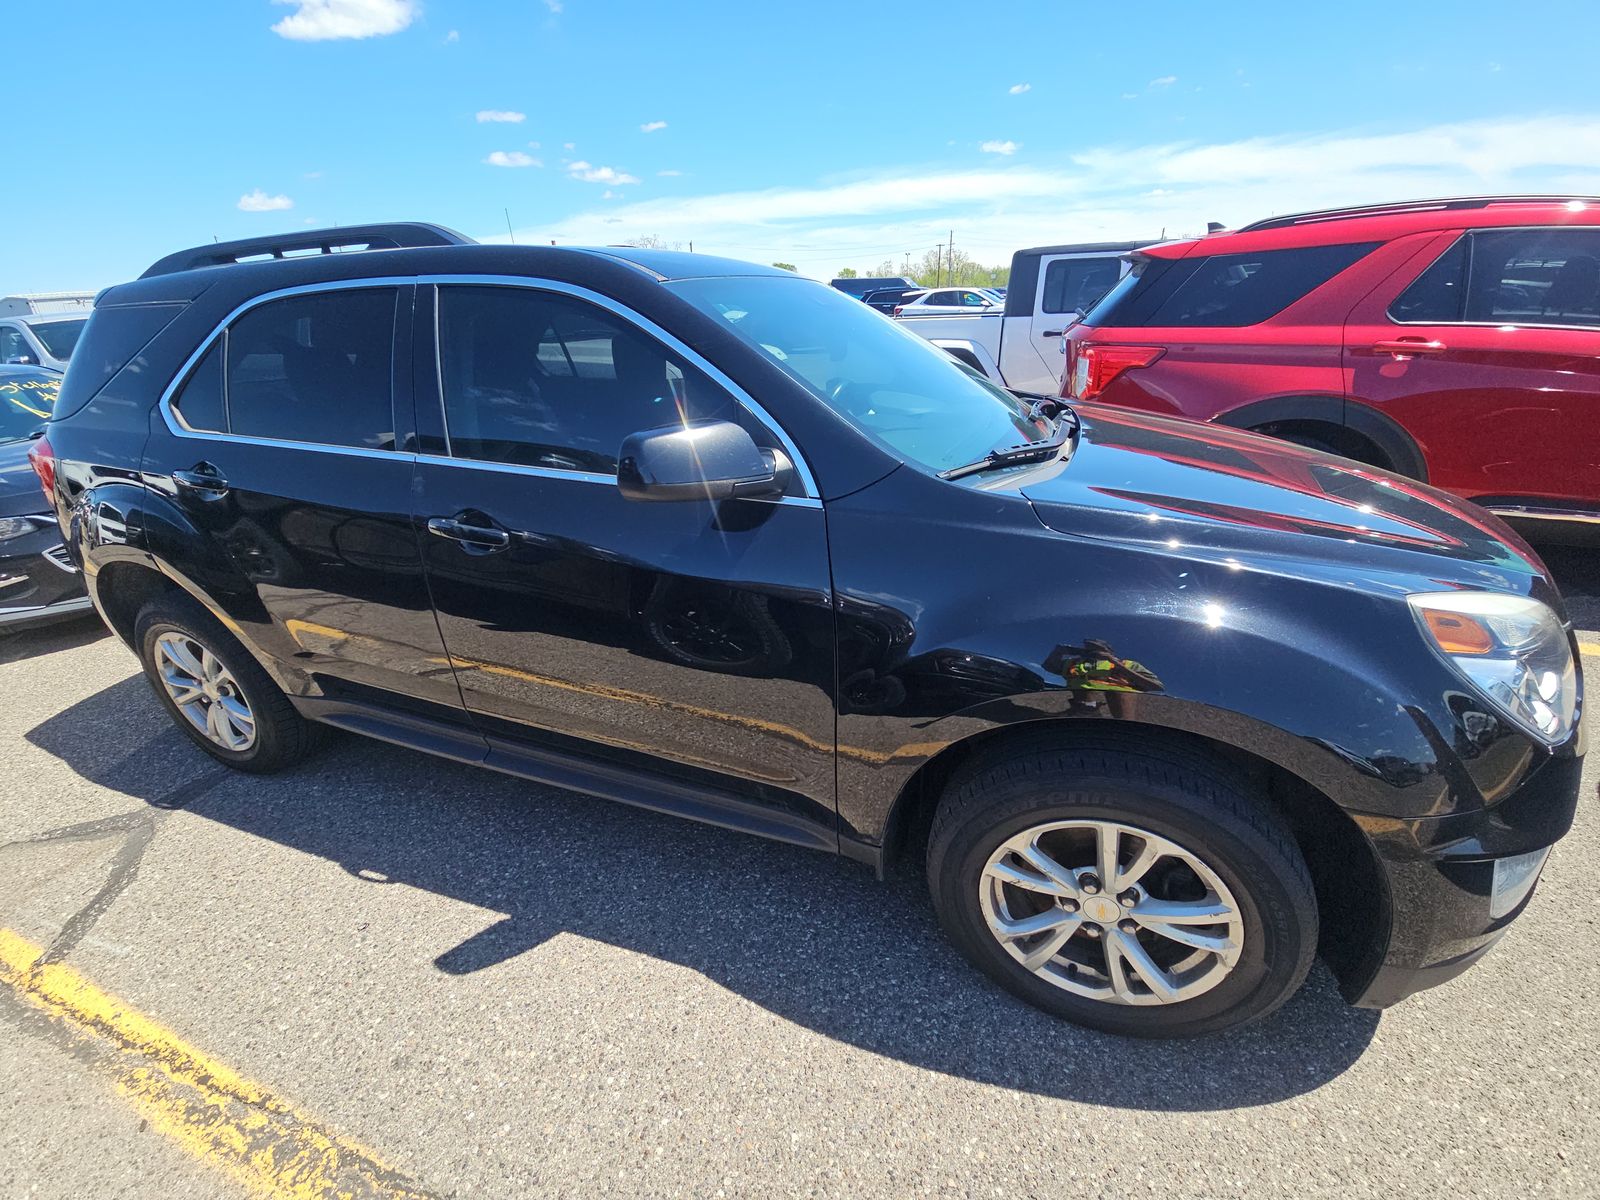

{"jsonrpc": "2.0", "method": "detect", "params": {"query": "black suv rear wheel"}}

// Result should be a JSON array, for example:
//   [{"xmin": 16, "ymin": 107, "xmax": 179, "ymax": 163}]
[
  {"xmin": 135, "ymin": 597, "xmax": 321, "ymax": 773},
  {"xmin": 927, "ymin": 737, "xmax": 1318, "ymax": 1038}
]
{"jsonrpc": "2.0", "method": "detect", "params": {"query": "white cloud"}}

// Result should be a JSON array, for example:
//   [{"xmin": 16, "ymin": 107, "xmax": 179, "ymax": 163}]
[
  {"xmin": 528, "ymin": 141, "xmax": 542, "ymax": 149},
  {"xmin": 1149, "ymin": 75, "xmax": 1177, "ymax": 86},
  {"xmin": 979, "ymin": 140, "xmax": 1019, "ymax": 155},
  {"xmin": 640, "ymin": 120, "xmax": 668, "ymax": 133},
  {"xmin": 302, "ymin": 170, "xmax": 323, "ymax": 180},
  {"xmin": 568, "ymin": 161, "xmax": 640, "ymax": 184},
  {"xmin": 510, "ymin": 114, "xmax": 1600, "ymax": 279},
  {"xmin": 445, "ymin": 29, "xmax": 459, "ymax": 43},
  {"xmin": 563, "ymin": 141, "xmax": 576, "ymax": 151},
  {"xmin": 602, "ymin": 190, "xmax": 617, "ymax": 199},
  {"xmin": 477, "ymin": 110, "xmax": 526, "ymax": 123},
  {"xmin": 544, "ymin": 0, "xmax": 563, "ymax": 11},
  {"xmin": 485, "ymin": 151, "xmax": 540, "ymax": 168},
  {"xmin": 657, "ymin": 169, "xmax": 683, "ymax": 177},
  {"xmin": 238, "ymin": 189, "xmax": 294, "ymax": 212},
  {"xmin": 1008, "ymin": 83, "xmax": 1031, "ymax": 95},
  {"xmin": 271, "ymin": 0, "xmax": 416, "ymax": 41}
]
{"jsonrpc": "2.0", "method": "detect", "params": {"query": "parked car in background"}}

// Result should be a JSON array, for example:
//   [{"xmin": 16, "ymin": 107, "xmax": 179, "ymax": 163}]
[
  {"xmin": 893, "ymin": 287, "xmax": 1004, "ymax": 317},
  {"xmin": 1, "ymin": 366, "xmax": 87, "ymax": 627},
  {"xmin": 0, "ymin": 313, "xmax": 90, "ymax": 371},
  {"xmin": 862, "ymin": 286, "xmax": 927, "ymax": 315},
  {"xmin": 1063, "ymin": 196, "xmax": 1600, "ymax": 534},
  {"xmin": 898, "ymin": 242, "xmax": 1148, "ymax": 393},
  {"xmin": 829, "ymin": 275, "xmax": 918, "ymax": 300},
  {"xmin": 38, "ymin": 222, "xmax": 1581, "ymax": 1038}
]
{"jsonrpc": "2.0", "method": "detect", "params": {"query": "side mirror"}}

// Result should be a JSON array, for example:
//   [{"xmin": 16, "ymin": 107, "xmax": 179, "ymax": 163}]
[{"xmin": 618, "ymin": 419, "xmax": 790, "ymax": 503}]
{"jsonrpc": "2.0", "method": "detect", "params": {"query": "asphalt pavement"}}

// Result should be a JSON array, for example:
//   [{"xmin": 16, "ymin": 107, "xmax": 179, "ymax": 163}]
[{"xmin": 1, "ymin": 555, "xmax": 1596, "ymax": 1200}]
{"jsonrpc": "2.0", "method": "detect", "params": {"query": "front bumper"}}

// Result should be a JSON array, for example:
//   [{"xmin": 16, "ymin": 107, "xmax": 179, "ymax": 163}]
[
  {"xmin": 1343, "ymin": 746, "xmax": 1582, "ymax": 1008},
  {"xmin": 0, "ymin": 529, "xmax": 90, "ymax": 629}
]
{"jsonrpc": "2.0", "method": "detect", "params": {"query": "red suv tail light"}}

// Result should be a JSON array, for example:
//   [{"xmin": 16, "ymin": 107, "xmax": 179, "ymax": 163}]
[
  {"xmin": 28, "ymin": 435, "xmax": 57, "ymax": 502},
  {"xmin": 892, "ymin": 305, "xmax": 905, "ymax": 317},
  {"xmin": 1065, "ymin": 342, "xmax": 1165, "ymax": 401}
]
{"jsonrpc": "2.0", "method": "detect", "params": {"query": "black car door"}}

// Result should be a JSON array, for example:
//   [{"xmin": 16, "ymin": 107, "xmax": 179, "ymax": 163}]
[
  {"xmin": 411, "ymin": 281, "xmax": 837, "ymax": 845},
  {"xmin": 142, "ymin": 282, "xmax": 469, "ymax": 721}
]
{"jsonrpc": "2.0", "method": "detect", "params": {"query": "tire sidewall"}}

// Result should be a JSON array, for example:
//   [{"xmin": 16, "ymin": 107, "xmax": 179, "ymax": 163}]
[
  {"xmin": 932, "ymin": 778, "xmax": 1312, "ymax": 1038},
  {"xmin": 136, "ymin": 612, "xmax": 280, "ymax": 770}
]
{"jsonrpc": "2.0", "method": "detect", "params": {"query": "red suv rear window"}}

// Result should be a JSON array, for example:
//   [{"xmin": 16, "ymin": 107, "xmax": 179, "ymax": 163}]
[{"xmin": 1084, "ymin": 241, "xmax": 1379, "ymax": 328}]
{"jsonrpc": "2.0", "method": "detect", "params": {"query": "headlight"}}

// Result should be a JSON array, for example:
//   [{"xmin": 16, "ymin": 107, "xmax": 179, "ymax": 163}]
[
  {"xmin": 0, "ymin": 515, "xmax": 47, "ymax": 542},
  {"xmin": 1409, "ymin": 592, "xmax": 1578, "ymax": 745}
]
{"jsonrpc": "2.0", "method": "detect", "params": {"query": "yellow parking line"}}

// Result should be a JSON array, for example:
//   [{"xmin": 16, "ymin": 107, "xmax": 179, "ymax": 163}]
[
  {"xmin": 0, "ymin": 928, "xmax": 432, "ymax": 1200},
  {"xmin": 1579, "ymin": 641, "xmax": 1599, "ymax": 659}
]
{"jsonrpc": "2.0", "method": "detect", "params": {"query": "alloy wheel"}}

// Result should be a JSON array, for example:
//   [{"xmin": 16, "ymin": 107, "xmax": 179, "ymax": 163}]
[
  {"xmin": 154, "ymin": 632, "xmax": 257, "ymax": 752},
  {"xmin": 978, "ymin": 819, "xmax": 1244, "ymax": 1006}
]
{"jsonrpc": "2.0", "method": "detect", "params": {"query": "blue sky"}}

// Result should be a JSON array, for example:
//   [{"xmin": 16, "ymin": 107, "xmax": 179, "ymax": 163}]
[{"xmin": 12, "ymin": 0, "xmax": 1600, "ymax": 291}]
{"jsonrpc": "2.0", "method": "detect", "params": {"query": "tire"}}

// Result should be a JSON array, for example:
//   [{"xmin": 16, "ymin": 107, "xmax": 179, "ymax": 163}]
[
  {"xmin": 927, "ymin": 735, "xmax": 1318, "ymax": 1038},
  {"xmin": 134, "ymin": 596, "xmax": 321, "ymax": 773}
]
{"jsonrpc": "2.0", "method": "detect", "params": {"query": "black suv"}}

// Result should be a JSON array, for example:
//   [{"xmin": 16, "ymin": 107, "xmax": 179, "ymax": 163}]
[{"xmin": 38, "ymin": 223, "xmax": 1582, "ymax": 1037}]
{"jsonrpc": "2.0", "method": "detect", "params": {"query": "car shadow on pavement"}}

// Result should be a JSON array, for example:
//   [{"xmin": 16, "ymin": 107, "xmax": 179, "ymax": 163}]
[
  {"xmin": 26, "ymin": 675, "xmax": 1380, "ymax": 1112},
  {"xmin": 0, "ymin": 615, "xmax": 108, "ymax": 665}
]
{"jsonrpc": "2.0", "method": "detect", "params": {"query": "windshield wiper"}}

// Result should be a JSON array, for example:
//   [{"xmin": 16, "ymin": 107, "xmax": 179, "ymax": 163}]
[{"xmin": 938, "ymin": 402, "xmax": 1077, "ymax": 481}]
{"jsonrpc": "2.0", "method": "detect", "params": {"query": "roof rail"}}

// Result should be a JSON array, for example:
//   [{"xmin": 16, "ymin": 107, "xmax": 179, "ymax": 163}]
[
  {"xmin": 139, "ymin": 222, "xmax": 476, "ymax": 280},
  {"xmin": 1237, "ymin": 195, "xmax": 1600, "ymax": 234}
]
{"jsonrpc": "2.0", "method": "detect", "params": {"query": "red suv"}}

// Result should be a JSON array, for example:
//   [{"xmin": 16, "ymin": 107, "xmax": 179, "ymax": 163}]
[{"xmin": 1063, "ymin": 196, "xmax": 1600, "ymax": 532}]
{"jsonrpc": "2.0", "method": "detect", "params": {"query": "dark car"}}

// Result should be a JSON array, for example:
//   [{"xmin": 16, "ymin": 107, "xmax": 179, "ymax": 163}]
[
  {"xmin": 830, "ymin": 275, "xmax": 918, "ymax": 300},
  {"xmin": 1, "ymin": 366, "xmax": 89, "ymax": 628},
  {"xmin": 37, "ymin": 223, "xmax": 1582, "ymax": 1038},
  {"xmin": 1063, "ymin": 196, "xmax": 1600, "ymax": 536},
  {"xmin": 861, "ymin": 286, "xmax": 926, "ymax": 315}
]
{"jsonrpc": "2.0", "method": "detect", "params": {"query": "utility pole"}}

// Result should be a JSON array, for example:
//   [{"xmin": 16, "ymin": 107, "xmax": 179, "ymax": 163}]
[{"xmin": 504, "ymin": 209, "xmax": 515, "ymax": 244}]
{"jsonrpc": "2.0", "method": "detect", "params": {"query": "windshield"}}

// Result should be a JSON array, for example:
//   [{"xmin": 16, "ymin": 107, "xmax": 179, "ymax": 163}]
[
  {"xmin": 0, "ymin": 369, "xmax": 60, "ymax": 441},
  {"xmin": 667, "ymin": 275, "xmax": 1049, "ymax": 473},
  {"xmin": 31, "ymin": 318, "xmax": 87, "ymax": 359}
]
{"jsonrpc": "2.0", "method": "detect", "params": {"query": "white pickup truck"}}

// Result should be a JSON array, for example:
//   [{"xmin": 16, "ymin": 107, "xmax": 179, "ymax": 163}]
[{"xmin": 896, "ymin": 241, "xmax": 1148, "ymax": 393}]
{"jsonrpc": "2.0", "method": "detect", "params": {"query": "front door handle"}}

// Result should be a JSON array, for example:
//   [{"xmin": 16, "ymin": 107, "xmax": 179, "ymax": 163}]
[
  {"xmin": 173, "ymin": 464, "xmax": 230, "ymax": 499},
  {"xmin": 427, "ymin": 515, "xmax": 511, "ymax": 553},
  {"xmin": 1372, "ymin": 338, "xmax": 1446, "ymax": 358}
]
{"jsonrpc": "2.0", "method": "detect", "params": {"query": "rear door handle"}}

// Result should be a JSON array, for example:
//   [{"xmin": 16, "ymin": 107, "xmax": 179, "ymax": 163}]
[
  {"xmin": 427, "ymin": 516, "xmax": 511, "ymax": 553},
  {"xmin": 1042, "ymin": 330, "xmax": 1065, "ymax": 338},
  {"xmin": 1372, "ymin": 339, "xmax": 1446, "ymax": 357},
  {"xmin": 172, "ymin": 464, "xmax": 230, "ymax": 499}
]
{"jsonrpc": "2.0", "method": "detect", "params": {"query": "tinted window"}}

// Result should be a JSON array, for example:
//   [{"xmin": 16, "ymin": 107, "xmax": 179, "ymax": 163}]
[
  {"xmin": 437, "ymin": 286, "xmax": 747, "ymax": 475},
  {"xmin": 1091, "ymin": 243, "xmax": 1377, "ymax": 328},
  {"xmin": 1389, "ymin": 237, "xmax": 1467, "ymax": 323},
  {"xmin": 1042, "ymin": 257, "xmax": 1124, "ymax": 315},
  {"xmin": 31, "ymin": 318, "xmax": 87, "ymax": 360},
  {"xmin": 171, "ymin": 343, "xmax": 225, "ymax": 433},
  {"xmin": 1465, "ymin": 228, "xmax": 1600, "ymax": 327},
  {"xmin": 50, "ymin": 303, "xmax": 184, "ymax": 422},
  {"xmin": 1145, "ymin": 242, "xmax": 1377, "ymax": 326},
  {"xmin": 224, "ymin": 289, "xmax": 397, "ymax": 449}
]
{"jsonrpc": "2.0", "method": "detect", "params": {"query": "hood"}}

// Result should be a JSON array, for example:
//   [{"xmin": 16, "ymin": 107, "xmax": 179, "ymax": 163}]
[
  {"xmin": 0, "ymin": 437, "xmax": 49, "ymax": 518},
  {"xmin": 1014, "ymin": 402, "xmax": 1550, "ymax": 596}
]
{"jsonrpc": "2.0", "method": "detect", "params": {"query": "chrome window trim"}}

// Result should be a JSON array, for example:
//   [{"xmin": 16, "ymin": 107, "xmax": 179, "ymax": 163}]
[
  {"xmin": 413, "ymin": 452, "xmax": 821, "ymax": 508},
  {"xmin": 157, "ymin": 277, "xmax": 414, "ymax": 450},
  {"xmin": 154, "ymin": 273, "xmax": 823, "ymax": 502},
  {"xmin": 422, "ymin": 274, "xmax": 820, "ymax": 499}
]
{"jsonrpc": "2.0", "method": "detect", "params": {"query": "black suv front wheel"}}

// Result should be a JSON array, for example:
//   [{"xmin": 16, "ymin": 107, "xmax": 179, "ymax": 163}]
[
  {"xmin": 135, "ymin": 597, "xmax": 320, "ymax": 773},
  {"xmin": 928, "ymin": 737, "xmax": 1318, "ymax": 1038}
]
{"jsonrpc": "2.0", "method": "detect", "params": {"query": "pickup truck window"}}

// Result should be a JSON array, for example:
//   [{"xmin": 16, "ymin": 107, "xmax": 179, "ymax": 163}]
[
  {"xmin": 668, "ymin": 275, "xmax": 1049, "ymax": 475},
  {"xmin": 1042, "ymin": 257, "xmax": 1122, "ymax": 314}
]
